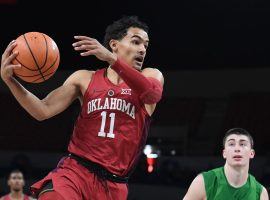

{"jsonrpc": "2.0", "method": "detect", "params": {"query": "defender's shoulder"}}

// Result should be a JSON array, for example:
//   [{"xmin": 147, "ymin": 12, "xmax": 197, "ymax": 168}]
[
  {"xmin": 260, "ymin": 186, "xmax": 269, "ymax": 200},
  {"xmin": 183, "ymin": 174, "xmax": 206, "ymax": 200}
]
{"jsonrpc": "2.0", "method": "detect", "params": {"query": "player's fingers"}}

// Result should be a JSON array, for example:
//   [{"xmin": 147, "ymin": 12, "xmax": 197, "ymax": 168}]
[
  {"xmin": 4, "ymin": 51, "xmax": 19, "ymax": 65},
  {"xmin": 6, "ymin": 64, "xmax": 21, "ymax": 70},
  {"xmin": 6, "ymin": 40, "xmax": 16, "ymax": 48},
  {"xmin": 72, "ymin": 40, "xmax": 95, "ymax": 47},
  {"xmin": 74, "ymin": 45, "xmax": 97, "ymax": 51},
  {"xmin": 80, "ymin": 50, "xmax": 97, "ymax": 56},
  {"xmin": 2, "ymin": 41, "xmax": 17, "ymax": 59},
  {"xmin": 74, "ymin": 36, "xmax": 95, "ymax": 41}
]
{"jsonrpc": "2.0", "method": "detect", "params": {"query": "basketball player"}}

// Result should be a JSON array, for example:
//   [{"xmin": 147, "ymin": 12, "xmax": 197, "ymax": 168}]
[
  {"xmin": 0, "ymin": 169, "xmax": 34, "ymax": 200},
  {"xmin": 1, "ymin": 16, "xmax": 164, "ymax": 200},
  {"xmin": 183, "ymin": 128, "xmax": 269, "ymax": 200}
]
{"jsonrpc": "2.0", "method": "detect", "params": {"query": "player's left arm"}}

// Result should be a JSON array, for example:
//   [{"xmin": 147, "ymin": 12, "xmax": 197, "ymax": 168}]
[
  {"xmin": 141, "ymin": 67, "xmax": 164, "ymax": 115},
  {"xmin": 260, "ymin": 186, "xmax": 269, "ymax": 200}
]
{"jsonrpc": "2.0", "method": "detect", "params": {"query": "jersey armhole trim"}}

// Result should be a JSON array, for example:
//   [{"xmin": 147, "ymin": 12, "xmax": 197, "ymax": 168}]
[{"xmin": 81, "ymin": 70, "xmax": 96, "ymax": 106}]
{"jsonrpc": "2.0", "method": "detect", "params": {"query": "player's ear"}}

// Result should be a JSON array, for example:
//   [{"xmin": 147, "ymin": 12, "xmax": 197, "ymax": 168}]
[
  {"xmin": 250, "ymin": 149, "xmax": 255, "ymax": 159},
  {"xmin": 109, "ymin": 39, "xmax": 118, "ymax": 52},
  {"xmin": 222, "ymin": 149, "xmax": 226, "ymax": 159},
  {"xmin": 7, "ymin": 179, "xmax": 11, "ymax": 186}
]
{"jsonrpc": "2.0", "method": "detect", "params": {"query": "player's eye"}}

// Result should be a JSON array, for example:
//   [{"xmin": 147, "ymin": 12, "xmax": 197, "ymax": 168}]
[{"xmin": 132, "ymin": 40, "xmax": 140, "ymax": 45}]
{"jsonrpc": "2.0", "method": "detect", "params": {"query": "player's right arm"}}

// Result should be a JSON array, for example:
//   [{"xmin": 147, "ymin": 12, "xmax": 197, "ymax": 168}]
[
  {"xmin": 260, "ymin": 186, "xmax": 269, "ymax": 200},
  {"xmin": 1, "ymin": 41, "xmax": 84, "ymax": 121},
  {"xmin": 183, "ymin": 174, "xmax": 206, "ymax": 200}
]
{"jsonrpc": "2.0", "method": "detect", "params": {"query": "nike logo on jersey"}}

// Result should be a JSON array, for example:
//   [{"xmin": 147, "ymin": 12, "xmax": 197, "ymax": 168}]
[
  {"xmin": 93, "ymin": 89, "xmax": 106, "ymax": 93},
  {"xmin": 121, "ymin": 88, "xmax": 132, "ymax": 95}
]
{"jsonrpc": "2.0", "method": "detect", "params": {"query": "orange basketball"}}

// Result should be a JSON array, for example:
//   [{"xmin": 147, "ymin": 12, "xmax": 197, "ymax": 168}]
[{"xmin": 12, "ymin": 32, "xmax": 60, "ymax": 83}]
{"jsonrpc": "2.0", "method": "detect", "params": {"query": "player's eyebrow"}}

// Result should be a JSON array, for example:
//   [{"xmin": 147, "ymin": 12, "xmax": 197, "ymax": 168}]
[
  {"xmin": 227, "ymin": 139, "xmax": 248, "ymax": 143},
  {"xmin": 239, "ymin": 139, "xmax": 248, "ymax": 143},
  {"xmin": 131, "ymin": 35, "xmax": 149, "ymax": 43},
  {"xmin": 227, "ymin": 139, "xmax": 235, "ymax": 142}
]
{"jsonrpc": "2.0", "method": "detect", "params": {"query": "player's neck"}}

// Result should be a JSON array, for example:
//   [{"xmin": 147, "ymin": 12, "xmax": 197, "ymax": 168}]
[
  {"xmin": 224, "ymin": 163, "xmax": 249, "ymax": 188},
  {"xmin": 9, "ymin": 190, "xmax": 24, "ymax": 199},
  {"xmin": 107, "ymin": 66, "xmax": 124, "ymax": 85}
]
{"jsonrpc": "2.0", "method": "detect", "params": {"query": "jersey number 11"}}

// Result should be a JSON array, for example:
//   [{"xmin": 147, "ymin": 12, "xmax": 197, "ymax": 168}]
[{"xmin": 98, "ymin": 111, "xmax": 116, "ymax": 138}]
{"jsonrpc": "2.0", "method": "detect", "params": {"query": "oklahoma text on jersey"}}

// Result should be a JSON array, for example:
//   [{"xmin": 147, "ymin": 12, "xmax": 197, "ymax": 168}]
[{"xmin": 87, "ymin": 97, "xmax": 135, "ymax": 119}]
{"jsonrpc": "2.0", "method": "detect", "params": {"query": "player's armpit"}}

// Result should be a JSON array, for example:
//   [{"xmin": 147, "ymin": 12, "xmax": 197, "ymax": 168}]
[
  {"xmin": 40, "ymin": 70, "xmax": 92, "ymax": 120},
  {"xmin": 183, "ymin": 174, "xmax": 206, "ymax": 200},
  {"xmin": 260, "ymin": 187, "xmax": 269, "ymax": 200}
]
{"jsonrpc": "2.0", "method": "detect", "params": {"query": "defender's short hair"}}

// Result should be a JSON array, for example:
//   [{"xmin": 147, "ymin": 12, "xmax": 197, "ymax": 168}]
[{"xmin": 223, "ymin": 128, "xmax": 254, "ymax": 148}]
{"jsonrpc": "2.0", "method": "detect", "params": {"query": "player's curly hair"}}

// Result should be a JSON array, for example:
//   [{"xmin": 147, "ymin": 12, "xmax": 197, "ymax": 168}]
[{"xmin": 103, "ymin": 16, "xmax": 149, "ymax": 51}]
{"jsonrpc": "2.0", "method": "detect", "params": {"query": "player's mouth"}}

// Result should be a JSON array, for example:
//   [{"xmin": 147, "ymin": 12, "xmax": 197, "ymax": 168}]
[
  {"xmin": 134, "ymin": 55, "xmax": 144, "ymax": 66},
  {"xmin": 233, "ymin": 155, "xmax": 243, "ymax": 161}
]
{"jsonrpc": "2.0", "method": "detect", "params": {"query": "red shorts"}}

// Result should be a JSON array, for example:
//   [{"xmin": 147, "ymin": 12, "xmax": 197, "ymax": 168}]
[{"xmin": 30, "ymin": 156, "xmax": 128, "ymax": 200}]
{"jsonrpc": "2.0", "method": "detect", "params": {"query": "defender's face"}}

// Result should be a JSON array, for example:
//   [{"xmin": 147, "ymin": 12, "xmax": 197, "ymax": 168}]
[
  {"xmin": 223, "ymin": 134, "xmax": 255, "ymax": 167},
  {"xmin": 113, "ymin": 27, "xmax": 149, "ymax": 70},
  {"xmin": 8, "ymin": 172, "xmax": 25, "ymax": 192}
]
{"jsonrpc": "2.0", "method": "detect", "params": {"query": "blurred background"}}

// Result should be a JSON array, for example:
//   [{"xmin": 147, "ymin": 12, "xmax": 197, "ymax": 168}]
[{"xmin": 1, "ymin": 0, "xmax": 270, "ymax": 199}]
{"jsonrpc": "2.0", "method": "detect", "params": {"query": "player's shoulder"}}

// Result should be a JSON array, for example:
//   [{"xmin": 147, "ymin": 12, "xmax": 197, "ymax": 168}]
[
  {"xmin": 141, "ymin": 67, "xmax": 164, "ymax": 84},
  {"xmin": 142, "ymin": 67, "xmax": 162, "ymax": 75},
  {"xmin": 71, "ymin": 69, "xmax": 96, "ymax": 78},
  {"xmin": 193, "ymin": 173, "xmax": 205, "ymax": 185},
  {"xmin": 0, "ymin": 195, "xmax": 7, "ymax": 200},
  {"xmin": 183, "ymin": 174, "xmax": 206, "ymax": 200},
  {"xmin": 260, "ymin": 186, "xmax": 269, "ymax": 200},
  {"xmin": 65, "ymin": 69, "xmax": 95, "ymax": 84},
  {"xmin": 189, "ymin": 173, "xmax": 205, "ymax": 190},
  {"xmin": 191, "ymin": 174, "xmax": 206, "ymax": 196},
  {"xmin": 202, "ymin": 167, "xmax": 222, "ymax": 184},
  {"xmin": 64, "ymin": 69, "xmax": 95, "ymax": 86}
]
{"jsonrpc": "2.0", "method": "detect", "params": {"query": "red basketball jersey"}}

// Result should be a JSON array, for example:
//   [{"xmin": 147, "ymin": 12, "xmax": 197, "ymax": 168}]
[
  {"xmin": 1, "ymin": 194, "xmax": 31, "ymax": 200},
  {"xmin": 68, "ymin": 68, "xmax": 151, "ymax": 176}
]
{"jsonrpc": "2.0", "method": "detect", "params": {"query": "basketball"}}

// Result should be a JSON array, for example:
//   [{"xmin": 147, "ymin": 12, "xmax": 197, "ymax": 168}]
[{"xmin": 12, "ymin": 32, "xmax": 60, "ymax": 83}]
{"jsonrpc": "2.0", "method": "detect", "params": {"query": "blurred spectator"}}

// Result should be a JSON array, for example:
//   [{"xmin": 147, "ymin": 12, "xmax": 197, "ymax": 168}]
[{"xmin": 0, "ymin": 169, "xmax": 35, "ymax": 200}]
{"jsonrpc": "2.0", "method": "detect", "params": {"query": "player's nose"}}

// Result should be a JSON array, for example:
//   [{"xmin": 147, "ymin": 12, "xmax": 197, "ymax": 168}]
[{"xmin": 138, "ymin": 44, "xmax": 146, "ymax": 55}]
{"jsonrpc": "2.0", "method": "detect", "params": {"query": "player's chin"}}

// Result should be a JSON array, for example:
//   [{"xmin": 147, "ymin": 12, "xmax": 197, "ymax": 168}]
[
  {"xmin": 13, "ymin": 187, "xmax": 21, "ymax": 192},
  {"xmin": 133, "ymin": 61, "xmax": 143, "ymax": 70},
  {"xmin": 231, "ymin": 161, "xmax": 245, "ymax": 167}
]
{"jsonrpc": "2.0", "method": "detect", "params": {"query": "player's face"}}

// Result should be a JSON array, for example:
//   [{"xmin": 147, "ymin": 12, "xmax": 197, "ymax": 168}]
[
  {"xmin": 8, "ymin": 172, "xmax": 25, "ymax": 192},
  {"xmin": 114, "ymin": 27, "xmax": 149, "ymax": 70},
  {"xmin": 223, "ymin": 134, "xmax": 255, "ymax": 167}
]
